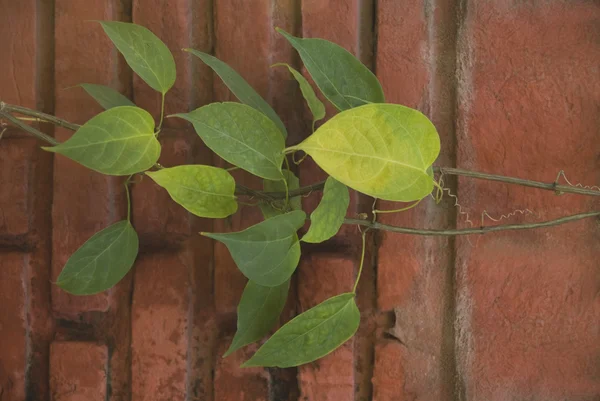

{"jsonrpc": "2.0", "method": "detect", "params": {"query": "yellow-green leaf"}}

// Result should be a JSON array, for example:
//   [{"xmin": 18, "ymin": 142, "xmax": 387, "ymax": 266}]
[
  {"xmin": 79, "ymin": 84, "xmax": 135, "ymax": 110},
  {"xmin": 277, "ymin": 28, "xmax": 384, "ymax": 111},
  {"xmin": 185, "ymin": 49, "xmax": 287, "ymax": 138},
  {"xmin": 242, "ymin": 293, "xmax": 360, "ymax": 367},
  {"xmin": 224, "ymin": 279, "xmax": 290, "ymax": 357},
  {"xmin": 302, "ymin": 177, "xmax": 349, "ymax": 243},
  {"xmin": 202, "ymin": 211, "xmax": 305, "ymax": 287},
  {"xmin": 43, "ymin": 106, "xmax": 160, "ymax": 176},
  {"xmin": 56, "ymin": 221, "xmax": 138, "ymax": 295},
  {"xmin": 273, "ymin": 63, "xmax": 325, "ymax": 129},
  {"xmin": 146, "ymin": 165, "xmax": 237, "ymax": 218},
  {"xmin": 290, "ymin": 103, "xmax": 440, "ymax": 202},
  {"xmin": 173, "ymin": 102, "xmax": 285, "ymax": 180},
  {"xmin": 99, "ymin": 21, "xmax": 176, "ymax": 94}
]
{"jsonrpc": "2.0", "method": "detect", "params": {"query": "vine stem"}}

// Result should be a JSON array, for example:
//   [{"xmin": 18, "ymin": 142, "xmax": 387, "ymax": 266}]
[
  {"xmin": 0, "ymin": 110, "xmax": 60, "ymax": 146},
  {"xmin": 1, "ymin": 101, "xmax": 80, "ymax": 131}
]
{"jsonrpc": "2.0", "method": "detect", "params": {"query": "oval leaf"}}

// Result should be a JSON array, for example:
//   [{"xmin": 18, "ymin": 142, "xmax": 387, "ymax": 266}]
[
  {"xmin": 224, "ymin": 279, "xmax": 290, "ymax": 357},
  {"xmin": 302, "ymin": 177, "xmax": 349, "ymax": 243},
  {"xmin": 185, "ymin": 49, "xmax": 287, "ymax": 138},
  {"xmin": 260, "ymin": 169, "xmax": 301, "ymax": 219},
  {"xmin": 173, "ymin": 102, "xmax": 285, "ymax": 180},
  {"xmin": 291, "ymin": 103, "xmax": 440, "ymax": 202},
  {"xmin": 202, "ymin": 210, "xmax": 305, "ymax": 287},
  {"xmin": 242, "ymin": 293, "xmax": 360, "ymax": 367},
  {"xmin": 146, "ymin": 165, "xmax": 238, "ymax": 218},
  {"xmin": 43, "ymin": 106, "xmax": 160, "ymax": 176},
  {"xmin": 277, "ymin": 28, "xmax": 384, "ymax": 111},
  {"xmin": 99, "ymin": 21, "xmax": 176, "ymax": 94},
  {"xmin": 56, "ymin": 221, "xmax": 139, "ymax": 295},
  {"xmin": 79, "ymin": 83, "xmax": 135, "ymax": 110},
  {"xmin": 273, "ymin": 63, "xmax": 325, "ymax": 128}
]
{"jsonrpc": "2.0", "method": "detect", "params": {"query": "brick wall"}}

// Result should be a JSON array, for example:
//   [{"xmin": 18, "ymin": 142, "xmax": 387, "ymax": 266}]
[{"xmin": 0, "ymin": 1, "xmax": 598, "ymax": 400}]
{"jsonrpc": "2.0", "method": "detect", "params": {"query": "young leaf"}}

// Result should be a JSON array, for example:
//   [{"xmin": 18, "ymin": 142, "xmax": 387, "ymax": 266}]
[
  {"xmin": 79, "ymin": 84, "xmax": 135, "ymax": 109},
  {"xmin": 276, "ymin": 28, "xmax": 384, "ymax": 111},
  {"xmin": 224, "ymin": 279, "xmax": 290, "ymax": 357},
  {"xmin": 185, "ymin": 49, "xmax": 287, "ymax": 138},
  {"xmin": 242, "ymin": 293, "xmax": 360, "ymax": 367},
  {"xmin": 289, "ymin": 103, "xmax": 440, "ymax": 202},
  {"xmin": 302, "ymin": 177, "xmax": 349, "ymax": 243},
  {"xmin": 146, "ymin": 165, "xmax": 237, "ymax": 218},
  {"xmin": 272, "ymin": 63, "xmax": 325, "ymax": 128},
  {"xmin": 43, "ymin": 106, "xmax": 160, "ymax": 176},
  {"xmin": 56, "ymin": 221, "xmax": 138, "ymax": 295},
  {"xmin": 173, "ymin": 102, "xmax": 285, "ymax": 180},
  {"xmin": 98, "ymin": 21, "xmax": 176, "ymax": 94},
  {"xmin": 260, "ymin": 169, "xmax": 301, "ymax": 219},
  {"xmin": 202, "ymin": 210, "xmax": 305, "ymax": 287}
]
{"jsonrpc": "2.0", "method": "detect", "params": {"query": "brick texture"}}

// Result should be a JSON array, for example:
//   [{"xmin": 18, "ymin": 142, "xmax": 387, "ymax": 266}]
[{"xmin": 0, "ymin": 1, "xmax": 598, "ymax": 400}]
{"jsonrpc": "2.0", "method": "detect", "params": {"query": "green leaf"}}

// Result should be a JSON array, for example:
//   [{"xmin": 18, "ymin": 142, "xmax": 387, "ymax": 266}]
[
  {"xmin": 273, "ymin": 63, "xmax": 325, "ymax": 128},
  {"xmin": 78, "ymin": 84, "xmax": 135, "ymax": 110},
  {"xmin": 99, "ymin": 21, "xmax": 176, "ymax": 94},
  {"xmin": 302, "ymin": 177, "xmax": 349, "ymax": 243},
  {"xmin": 242, "ymin": 293, "xmax": 360, "ymax": 367},
  {"xmin": 276, "ymin": 28, "xmax": 384, "ymax": 111},
  {"xmin": 290, "ymin": 103, "xmax": 440, "ymax": 202},
  {"xmin": 185, "ymin": 49, "xmax": 287, "ymax": 138},
  {"xmin": 202, "ymin": 210, "xmax": 305, "ymax": 287},
  {"xmin": 56, "ymin": 221, "xmax": 138, "ymax": 295},
  {"xmin": 260, "ymin": 169, "xmax": 301, "ymax": 219},
  {"xmin": 173, "ymin": 102, "xmax": 285, "ymax": 180},
  {"xmin": 224, "ymin": 279, "xmax": 290, "ymax": 357},
  {"xmin": 146, "ymin": 165, "xmax": 237, "ymax": 218},
  {"xmin": 43, "ymin": 106, "xmax": 160, "ymax": 176}
]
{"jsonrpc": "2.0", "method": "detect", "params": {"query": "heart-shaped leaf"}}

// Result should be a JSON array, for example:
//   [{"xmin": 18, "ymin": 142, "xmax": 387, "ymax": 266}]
[
  {"xmin": 43, "ymin": 106, "xmax": 160, "ymax": 176},
  {"xmin": 290, "ymin": 103, "xmax": 440, "ymax": 202},
  {"xmin": 260, "ymin": 169, "xmax": 301, "ymax": 219},
  {"xmin": 78, "ymin": 84, "xmax": 135, "ymax": 110},
  {"xmin": 272, "ymin": 63, "xmax": 325, "ymax": 129},
  {"xmin": 302, "ymin": 177, "xmax": 349, "ymax": 243},
  {"xmin": 146, "ymin": 165, "xmax": 238, "ymax": 218},
  {"xmin": 277, "ymin": 28, "xmax": 384, "ymax": 111},
  {"xmin": 173, "ymin": 102, "xmax": 285, "ymax": 180},
  {"xmin": 56, "ymin": 221, "xmax": 139, "ymax": 295},
  {"xmin": 99, "ymin": 21, "xmax": 176, "ymax": 94},
  {"xmin": 202, "ymin": 210, "xmax": 305, "ymax": 287},
  {"xmin": 224, "ymin": 279, "xmax": 290, "ymax": 357},
  {"xmin": 185, "ymin": 49, "xmax": 287, "ymax": 138},
  {"xmin": 242, "ymin": 293, "xmax": 360, "ymax": 367}
]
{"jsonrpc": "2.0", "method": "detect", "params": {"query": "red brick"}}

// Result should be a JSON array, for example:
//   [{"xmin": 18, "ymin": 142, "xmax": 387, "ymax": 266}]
[
  {"xmin": 131, "ymin": 251, "xmax": 193, "ymax": 401},
  {"xmin": 455, "ymin": 2, "xmax": 600, "ymax": 400},
  {"xmin": 52, "ymin": 0, "xmax": 129, "ymax": 317},
  {"xmin": 50, "ymin": 342, "xmax": 108, "ymax": 401},
  {"xmin": 214, "ymin": 340, "xmax": 269, "ymax": 401}
]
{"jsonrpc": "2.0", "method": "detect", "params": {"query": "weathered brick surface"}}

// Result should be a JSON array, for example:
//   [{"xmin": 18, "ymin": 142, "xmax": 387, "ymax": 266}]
[
  {"xmin": 49, "ymin": 342, "xmax": 107, "ymax": 401},
  {"xmin": 455, "ymin": 2, "xmax": 600, "ymax": 400}
]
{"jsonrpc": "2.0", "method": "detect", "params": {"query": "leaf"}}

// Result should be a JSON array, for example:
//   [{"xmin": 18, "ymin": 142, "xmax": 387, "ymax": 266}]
[
  {"xmin": 224, "ymin": 279, "xmax": 290, "ymax": 357},
  {"xmin": 173, "ymin": 102, "xmax": 285, "ymax": 180},
  {"xmin": 290, "ymin": 103, "xmax": 440, "ymax": 202},
  {"xmin": 242, "ymin": 293, "xmax": 360, "ymax": 367},
  {"xmin": 146, "ymin": 165, "xmax": 237, "ymax": 218},
  {"xmin": 302, "ymin": 177, "xmax": 349, "ymax": 243},
  {"xmin": 56, "ymin": 221, "xmax": 139, "ymax": 295},
  {"xmin": 277, "ymin": 28, "xmax": 384, "ymax": 111},
  {"xmin": 43, "ymin": 106, "xmax": 160, "ymax": 176},
  {"xmin": 272, "ymin": 63, "xmax": 325, "ymax": 128},
  {"xmin": 185, "ymin": 49, "xmax": 287, "ymax": 138},
  {"xmin": 260, "ymin": 169, "xmax": 301, "ymax": 219},
  {"xmin": 202, "ymin": 210, "xmax": 305, "ymax": 287},
  {"xmin": 99, "ymin": 21, "xmax": 176, "ymax": 94},
  {"xmin": 79, "ymin": 84, "xmax": 135, "ymax": 109}
]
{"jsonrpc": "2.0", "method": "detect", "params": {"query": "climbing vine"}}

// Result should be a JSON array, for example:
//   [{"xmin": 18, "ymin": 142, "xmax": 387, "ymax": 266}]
[{"xmin": 0, "ymin": 22, "xmax": 598, "ymax": 368}]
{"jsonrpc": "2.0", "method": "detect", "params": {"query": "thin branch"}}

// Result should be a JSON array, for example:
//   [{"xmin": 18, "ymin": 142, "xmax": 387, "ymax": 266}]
[
  {"xmin": 1, "ymin": 102, "xmax": 80, "ymax": 131},
  {"xmin": 343, "ymin": 211, "xmax": 600, "ymax": 236},
  {"xmin": 0, "ymin": 111, "xmax": 59, "ymax": 146}
]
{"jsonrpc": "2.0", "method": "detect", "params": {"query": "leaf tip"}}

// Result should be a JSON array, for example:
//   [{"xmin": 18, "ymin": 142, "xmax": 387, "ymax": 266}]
[{"xmin": 41, "ymin": 146, "xmax": 56, "ymax": 152}]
